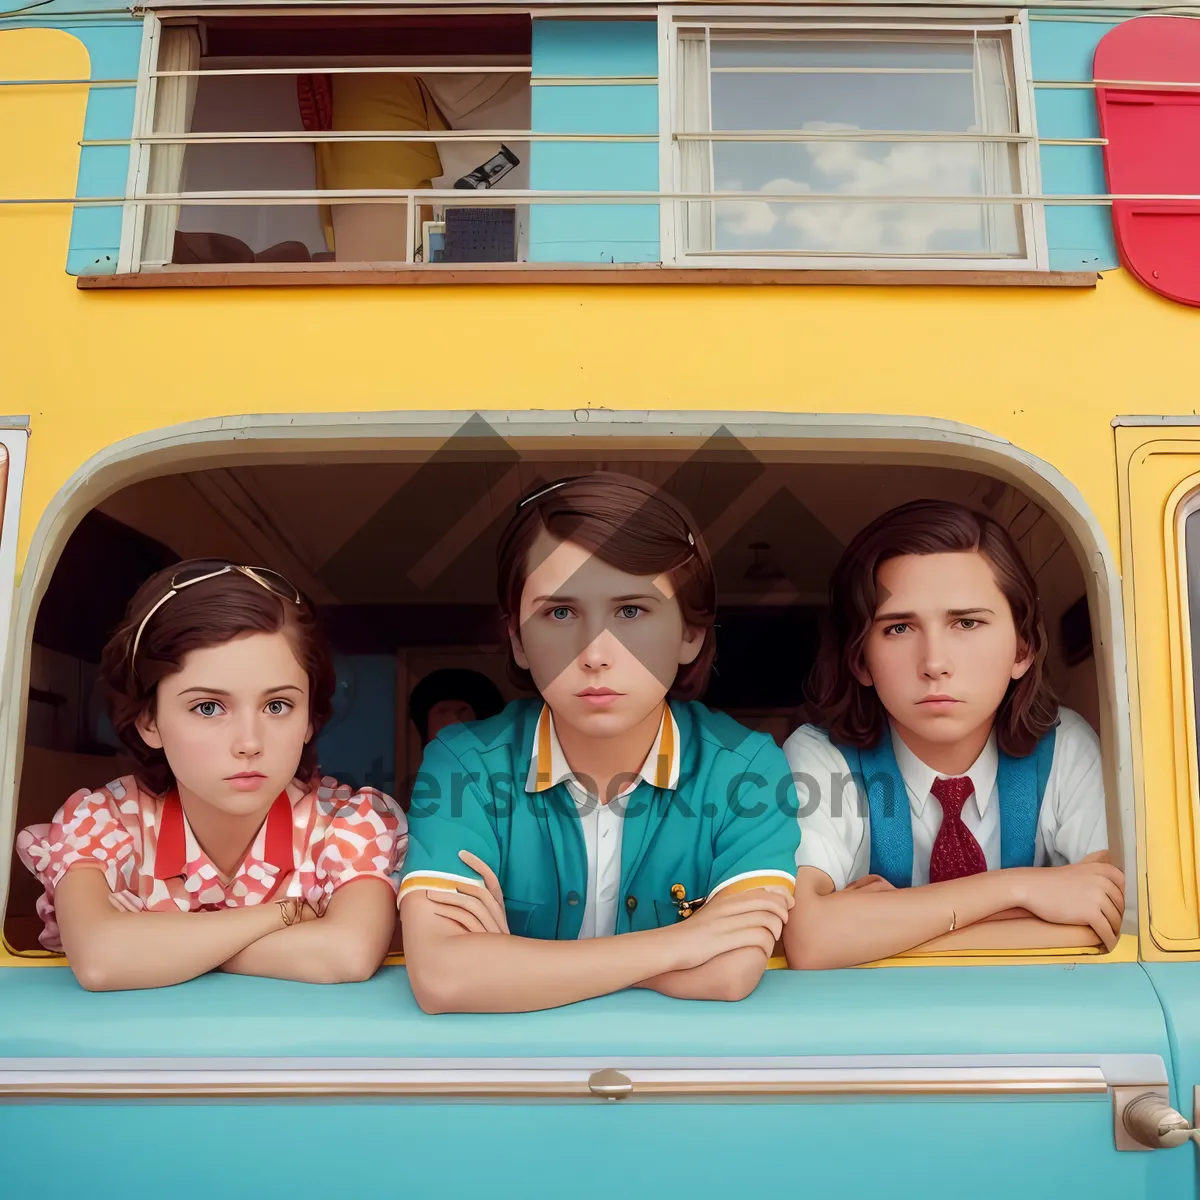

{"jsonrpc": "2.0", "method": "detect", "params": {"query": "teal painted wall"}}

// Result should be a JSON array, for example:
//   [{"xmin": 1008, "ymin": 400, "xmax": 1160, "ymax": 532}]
[
  {"xmin": 529, "ymin": 21, "xmax": 659, "ymax": 264},
  {"xmin": 1029, "ymin": 13, "xmax": 1126, "ymax": 271}
]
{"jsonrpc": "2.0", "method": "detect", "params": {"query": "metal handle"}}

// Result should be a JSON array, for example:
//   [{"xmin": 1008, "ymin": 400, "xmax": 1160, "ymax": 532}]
[
  {"xmin": 1122, "ymin": 1092, "xmax": 1195, "ymax": 1149},
  {"xmin": 587, "ymin": 1069, "xmax": 633, "ymax": 1101}
]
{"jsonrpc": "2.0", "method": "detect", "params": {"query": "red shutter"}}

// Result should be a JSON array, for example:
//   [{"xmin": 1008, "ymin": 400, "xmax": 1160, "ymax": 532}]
[{"xmin": 1095, "ymin": 16, "xmax": 1200, "ymax": 307}]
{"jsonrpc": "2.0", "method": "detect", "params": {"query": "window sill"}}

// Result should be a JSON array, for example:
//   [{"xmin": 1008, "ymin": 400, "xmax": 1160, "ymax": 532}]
[{"xmin": 76, "ymin": 263, "xmax": 1101, "ymax": 290}]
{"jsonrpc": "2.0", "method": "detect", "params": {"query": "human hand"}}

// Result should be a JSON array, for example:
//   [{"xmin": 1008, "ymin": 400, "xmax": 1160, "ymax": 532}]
[
  {"xmin": 425, "ymin": 850, "xmax": 511, "ymax": 935},
  {"xmin": 669, "ymin": 886, "xmax": 794, "ymax": 971},
  {"xmin": 1011, "ymin": 858, "xmax": 1125, "ymax": 950},
  {"xmin": 107, "ymin": 890, "xmax": 145, "ymax": 913},
  {"xmin": 843, "ymin": 873, "xmax": 895, "ymax": 894}
]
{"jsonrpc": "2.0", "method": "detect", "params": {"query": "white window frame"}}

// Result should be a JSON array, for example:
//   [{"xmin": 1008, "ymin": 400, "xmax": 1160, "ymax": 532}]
[
  {"xmin": 0, "ymin": 423, "xmax": 29, "ymax": 737},
  {"xmin": 658, "ymin": 7, "xmax": 1048, "ymax": 271},
  {"xmin": 119, "ymin": 11, "xmax": 541, "ymax": 273}
]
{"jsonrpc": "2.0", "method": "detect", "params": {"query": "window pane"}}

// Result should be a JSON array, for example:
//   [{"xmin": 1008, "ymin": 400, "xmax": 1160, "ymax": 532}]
[
  {"xmin": 711, "ymin": 140, "xmax": 1019, "ymax": 192},
  {"xmin": 704, "ymin": 140, "xmax": 1023, "ymax": 255},
  {"xmin": 711, "ymin": 70, "xmax": 984, "ymax": 133},
  {"xmin": 708, "ymin": 198, "xmax": 1024, "ymax": 256},
  {"xmin": 710, "ymin": 37, "xmax": 975, "ymax": 70}
]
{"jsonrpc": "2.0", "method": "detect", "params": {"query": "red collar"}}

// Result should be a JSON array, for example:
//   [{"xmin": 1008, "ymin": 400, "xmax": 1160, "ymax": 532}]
[{"xmin": 154, "ymin": 787, "xmax": 295, "ymax": 880}]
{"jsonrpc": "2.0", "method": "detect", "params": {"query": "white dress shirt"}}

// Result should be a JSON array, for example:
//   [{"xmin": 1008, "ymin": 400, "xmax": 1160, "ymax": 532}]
[
  {"xmin": 783, "ymin": 707, "xmax": 1107, "ymax": 890},
  {"xmin": 525, "ymin": 705, "xmax": 681, "ymax": 938}
]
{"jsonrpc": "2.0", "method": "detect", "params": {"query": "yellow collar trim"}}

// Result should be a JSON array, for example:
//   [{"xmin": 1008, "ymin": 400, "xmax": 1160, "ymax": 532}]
[{"xmin": 527, "ymin": 703, "xmax": 679, "ymax": 794}]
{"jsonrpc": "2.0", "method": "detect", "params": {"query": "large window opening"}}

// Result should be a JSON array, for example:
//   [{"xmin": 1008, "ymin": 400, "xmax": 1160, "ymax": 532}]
[
  {"xmin": 3, "ymin": 451, "xmax": 1104, "ymax": 955},
  {"xmin": 147, "ymin": 14, "xmax": 533, "ymax": 267}
]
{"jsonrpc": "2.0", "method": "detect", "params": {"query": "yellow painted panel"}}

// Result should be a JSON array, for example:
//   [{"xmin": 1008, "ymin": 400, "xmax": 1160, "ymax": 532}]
[{"xmin": 1119, "ymin": 431, "xmax": 1200, "ymax": 949}]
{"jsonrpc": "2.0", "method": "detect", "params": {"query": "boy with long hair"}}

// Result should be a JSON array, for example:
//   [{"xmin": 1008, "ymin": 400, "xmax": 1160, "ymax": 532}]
[{"xmin": 783, "ymin": 500, "xmax": 1124, "ymax": 969}]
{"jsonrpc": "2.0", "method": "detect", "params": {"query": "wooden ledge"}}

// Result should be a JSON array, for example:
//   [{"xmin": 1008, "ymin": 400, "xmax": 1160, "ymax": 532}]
[{"xmin": 78, "ymin": 262, "xmax": 1101, "ymax": 290}]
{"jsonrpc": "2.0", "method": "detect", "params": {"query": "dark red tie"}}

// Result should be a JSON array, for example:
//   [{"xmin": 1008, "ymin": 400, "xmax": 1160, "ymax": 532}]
[{"xmin": 928, "ymin": 776, "xmax": 988, "ymax": 884}]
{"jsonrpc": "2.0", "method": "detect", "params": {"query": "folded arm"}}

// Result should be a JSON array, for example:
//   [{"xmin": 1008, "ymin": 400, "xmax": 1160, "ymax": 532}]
[
  {"xmin": 221, "ymin": 877, "xmax": 398, "ymax": 983},
  {"xmin": 785, "ymin": 855, "xmax": 1124, "ymax": 970},
  {"xmin": 912, "ymin": 917, "xmax": 1100, "ymax": 953},
  {"xmin": 633, "ymin": 946, "xmax": 774, "ymax": 1002},
  {"xmin": 783, "ymin": 866, "xmax": 1025, "ymax": 970},
  {"xmin": 54, "ymin": 867, "xmax": 286, "ymax": 991},
  {"xmin": 633, "ymin": 886, "xmax": 791, "ymax": 1001},
  {"xmin": 400, "ymin": 889, "xmax": 691, "ymax": 1013},
  {"xmin": 402, "ymin": 848, "xmax": 791, "ymax": 1013}
]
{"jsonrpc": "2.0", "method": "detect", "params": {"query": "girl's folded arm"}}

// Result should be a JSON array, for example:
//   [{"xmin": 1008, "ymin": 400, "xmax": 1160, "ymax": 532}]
[
  {"xmin": 220, "ymin": 876, "xmax": 397, "ymax": 983},
  {"xmin": 54, "ymin": 868, "xmax": 285, "ymax": 992}
]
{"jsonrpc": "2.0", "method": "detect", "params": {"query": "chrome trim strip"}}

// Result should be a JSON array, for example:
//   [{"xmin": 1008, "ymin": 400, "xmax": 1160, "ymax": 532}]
[
  {"xmin": 0, "ymin": 1057, "xmax": 1166, "ymax": 1100},
  {"xmin": 0, "ymin": 1054, "xmax": 1168, "ymax": 1085},
  {"xmin": 0, "ymin": 1065, "xmax": 1111, "ymax": 1100}
]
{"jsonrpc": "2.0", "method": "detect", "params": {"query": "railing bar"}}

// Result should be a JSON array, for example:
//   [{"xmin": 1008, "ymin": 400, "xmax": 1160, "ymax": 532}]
[
  {"xmin": 673, "ymin": 131, "xmax": 1033, "ymax": 142},
  {"xmin": 709, "ymin": 66, "xmax": 974, "ymax": 74},
  {"xmin": 532, "ymin": 76, "xmax": 658, "ymax": 85},
  {"xmin": 88, "ymin": 132, "xmax": 647, "ymax": 146},
  {"xmin": 1037, "ymin": 78, "xmax": 1200, "ymax": 90},
  {"xmin": 151, "ymin": 65, "xmax": 532, "ymax": 77},
  {"xmin": 4, "ymin": 191, "xmax": 1199, "ymax": 207},
  {"xmin": 0, "ymin": 78, "xmax": 137, "ymax": 87}
]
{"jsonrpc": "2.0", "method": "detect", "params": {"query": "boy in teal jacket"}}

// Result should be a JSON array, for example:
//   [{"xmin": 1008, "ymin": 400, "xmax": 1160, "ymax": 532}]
[{"xmin": 400, "ymin": 473, "xmax": 799, "ymax": 1012}]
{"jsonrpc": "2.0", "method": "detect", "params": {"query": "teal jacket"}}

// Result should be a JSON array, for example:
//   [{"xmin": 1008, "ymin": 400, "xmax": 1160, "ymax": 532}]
[{"xmin": 400, "ymin": 699, "xmax": 800, "ymax": 939}]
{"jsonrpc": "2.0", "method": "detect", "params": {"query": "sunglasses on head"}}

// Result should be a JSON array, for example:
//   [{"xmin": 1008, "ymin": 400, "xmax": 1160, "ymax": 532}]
[{"xmin": 130, "ymin": 563, "xmax": 302, "ymax": 678}]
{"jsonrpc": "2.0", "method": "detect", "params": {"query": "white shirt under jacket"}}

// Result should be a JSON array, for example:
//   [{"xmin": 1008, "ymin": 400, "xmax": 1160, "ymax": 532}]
[{"xmin": 782, "ymin": 707, "xmax": 1108, "ymax": 890}]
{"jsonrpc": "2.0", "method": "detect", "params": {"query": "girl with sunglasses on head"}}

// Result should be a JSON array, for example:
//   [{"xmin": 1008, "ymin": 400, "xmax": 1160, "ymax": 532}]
[{"xmin": 16, "ymin": 560, "xmax": 407, "ymax": 991}]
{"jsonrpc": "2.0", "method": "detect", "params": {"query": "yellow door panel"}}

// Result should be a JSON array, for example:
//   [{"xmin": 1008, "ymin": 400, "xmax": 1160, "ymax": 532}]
[{"xmin": 1120, "ymin": 429, "xmax": 1200, "ymax": 950}]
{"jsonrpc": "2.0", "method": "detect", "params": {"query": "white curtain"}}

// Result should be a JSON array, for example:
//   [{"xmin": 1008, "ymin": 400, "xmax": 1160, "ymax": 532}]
[
  {"xmin": 974, "ymin": 34, "xmax": 1021, "ymax": 256},
  {"xmin": 143, "ymin": 25, "xmax": 201, "ymax": 266},
  {"xmin": 677, "ymin": 33, "xmax": 713, "ymax": 253}
]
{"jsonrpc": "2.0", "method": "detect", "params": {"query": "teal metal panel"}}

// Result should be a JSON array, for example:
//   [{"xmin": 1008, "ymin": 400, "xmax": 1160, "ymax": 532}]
[
  {"xmin": 1035, "ymin": 88, "xmax": 1101, "ymax": 141},
  {"xmin": 0, "ymin": 965, "xmax": 1185, "ymax": 1199},
  {"xmin": 1041, "ymin": 144, "xmax": 1109, "ymax": 196},
  {"xmin": 523, "ymin": 208, "xmax": 660, "ymax": 263},
  {"xmin": 531, "ymin": 19, "xmax": 659, "ymax": 78},
  {"xmin": 1141, "ymin": 963, "xmax": 1200, "ymax": 1122},
  {"xmin": 0, "ymin": 0, "xmax": 130, "ymax": 15},
  {"xmin": 1029, "ymin": 16, "xmax": 1126, "ymax": 81},
  {"xmin": 531, "ymin": 84, "xmax": 657, "ymax": 135},
  {"xmin": 532, "ymin": 142, "xmax": 658, "ymax": 191},
  {"xmin": 1030, "ymin": 13, "xmax": 1121, "ymax": 271},
  {"xmin": 0, "ymin": 1094, "xmax": 1183, "ymax": 1200},
  {"xmin": 529, "ymin": 20, "xmax": 659, "ymax": 264},
  {"xmin": 1040, "ymin": 142, "xmax": 1115, "ymax": 269},
  {"xmin": 0, "ymin": 963, "xmax": 1172, "ymax": 1059}
]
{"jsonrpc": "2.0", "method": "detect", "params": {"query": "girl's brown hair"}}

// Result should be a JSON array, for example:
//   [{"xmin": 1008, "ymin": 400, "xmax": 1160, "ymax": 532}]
[
  {"xmin": 101, "ymin": 560, "xmax": 336, "ymax": 794},
  {"xmin": 496, "ymin": 473, "xmax": 717, "ymax": 700},
  {"xmin": 808, "ymin": 499, "xmax": 1058, "ymax": 756}
]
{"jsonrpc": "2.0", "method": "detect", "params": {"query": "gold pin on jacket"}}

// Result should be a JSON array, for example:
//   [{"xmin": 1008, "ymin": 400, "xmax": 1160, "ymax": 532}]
[{"xmin": 671, "ymin": 883, "xmax": 707, "ymax": 919}]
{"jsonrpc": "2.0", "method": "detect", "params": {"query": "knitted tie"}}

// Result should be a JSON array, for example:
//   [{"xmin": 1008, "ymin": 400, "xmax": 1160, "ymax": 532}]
[{"xmin": 928, "ymin": 776, "xmax": 988, "ymax": 884}]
